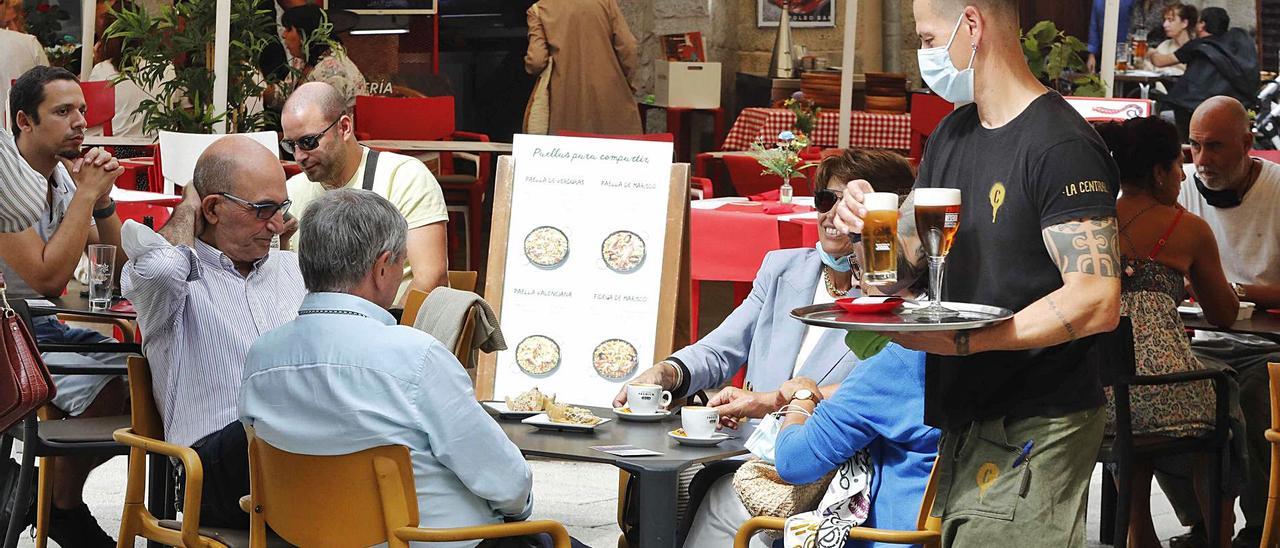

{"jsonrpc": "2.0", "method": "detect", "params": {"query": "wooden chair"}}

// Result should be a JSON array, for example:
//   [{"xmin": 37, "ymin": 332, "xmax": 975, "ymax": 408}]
[
  {"xmin": 243, "ymin": 426, "xmax": 571, "ymax": 547},
  {"xmin": 1262, "ymin": 362, "xmax": 1280, "ymax": 547},
  {"xmin": 448, "ymin": 270, "xmax": 479, "ymax": 293},
  {"xmin": 733, "ymin": 459, "xmax": 941, "ymax": 547},
  {"xmin": 114, "ymin": 356, "xmax": 245, "ymax": 547},
  {"xmin": 399, "ymin": 271, "xmax": 477, "ymax": 328}
]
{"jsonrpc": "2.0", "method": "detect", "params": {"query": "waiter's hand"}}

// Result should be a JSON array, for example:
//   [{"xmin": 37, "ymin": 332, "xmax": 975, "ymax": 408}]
[
  {"xmin": 884, "ymin": 329, "xmax": 977, "ymax": 356},
  {"xmin": 832, "ymin": 179, "xmax": 876, "ymax": 234}
]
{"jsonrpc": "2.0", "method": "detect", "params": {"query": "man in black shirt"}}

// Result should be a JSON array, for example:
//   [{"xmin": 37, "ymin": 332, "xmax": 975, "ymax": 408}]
[{"xmin": 835, "ymin": 0, "xmax": 1121, "ymax": 545}]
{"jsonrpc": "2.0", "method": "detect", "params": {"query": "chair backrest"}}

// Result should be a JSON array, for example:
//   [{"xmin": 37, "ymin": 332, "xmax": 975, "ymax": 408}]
[
  {"xmin": 447, "ymin": 270, "xmax": 478, "ymax": 293},
  {"xmin": 916, "ymin": 457, "xmax": 942, "ymax": 533},
  {"xmin": 401, "ymin": 289, "xmax": 428, "ymax": 327},
  {"xmin": 246, "ymin": 426, "xmax": 419, "ymax": 547},
  {"xmin": 158, "ymin": 131, "xmax": 280, "ymax": 194},
  {"xmin": 909, "ymin": 92, "xmax": 953, "ymax": 160},
  {"xmin": 354, "ymin": 95, "xmax": 455, "ymax": 141},
  {"xmin": 1269, "ymin": 362, "xmax": 1279, "ymax": 431},
  {"xmin": 126, "ymin": 356, "xmax": 164, "ymax": 440},
  {"xmin": 1063, "ymin": 97, "xmax": 1154, "ymax": 122},
  {"xmin": 81, "ymin": 81, "xmax": 116, "ymax": 137},
  {"xmin": 721, "ymin": 153, "xmax": 814, "ymax": 197}
]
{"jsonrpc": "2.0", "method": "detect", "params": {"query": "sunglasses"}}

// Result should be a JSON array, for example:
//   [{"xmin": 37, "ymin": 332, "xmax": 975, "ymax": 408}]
[
  {"xmin": 814, "ymin": 188, "xmax": 840, "ymax": 213},
  {"xmin": 280, "ymin": 117, "xmax": 341, "ymax": 154},
  {"xmin": 214, "ymin": 192, "xmax": 292, "ymax": 221}
]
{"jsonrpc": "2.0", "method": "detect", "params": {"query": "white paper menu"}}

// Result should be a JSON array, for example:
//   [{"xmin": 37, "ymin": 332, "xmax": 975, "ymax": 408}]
[{"xmin": 491, "ymin": 134, "xmax": 676, "ymax": 407}]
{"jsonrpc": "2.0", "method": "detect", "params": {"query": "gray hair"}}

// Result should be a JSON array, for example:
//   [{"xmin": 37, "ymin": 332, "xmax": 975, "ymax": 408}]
[{"xmin": 298, "ymin": 189, "xmax": 408, "ymax": 293}]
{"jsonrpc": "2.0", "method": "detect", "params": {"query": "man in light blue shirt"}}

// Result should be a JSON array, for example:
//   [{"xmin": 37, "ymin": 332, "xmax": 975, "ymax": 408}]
[{"xmin": 239, "ymin": 189, "xmax": 534, "ymax": 547}]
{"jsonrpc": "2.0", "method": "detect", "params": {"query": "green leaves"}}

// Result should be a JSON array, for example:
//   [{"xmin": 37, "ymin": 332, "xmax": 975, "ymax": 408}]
[
  {"xmin": 1021, "ymin": 19, "xmax": 1104, "ymax": 96},
  {"xmin": 104, "ymin": 0, "xmax": 289, "ymax": 134}
]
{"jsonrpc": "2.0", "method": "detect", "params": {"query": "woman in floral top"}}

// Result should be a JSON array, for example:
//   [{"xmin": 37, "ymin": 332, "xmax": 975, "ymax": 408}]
[{"xmin": 280, "ymin": 5, "xmax": 366, "ymax": 108}]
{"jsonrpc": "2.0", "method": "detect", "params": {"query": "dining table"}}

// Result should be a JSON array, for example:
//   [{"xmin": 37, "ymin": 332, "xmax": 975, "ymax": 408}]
[
  {"xmin": 1183, "ymin": 310, "xmax": 1280, "ymax": 344},
  {"xmin": 490, "ymin": 405, "xmax": 752, "ymax": 548}
]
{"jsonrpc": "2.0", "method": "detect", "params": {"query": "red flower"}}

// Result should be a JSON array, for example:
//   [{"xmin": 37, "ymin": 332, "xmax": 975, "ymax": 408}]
[{"xmin": 35, "ymin": 3, "xmax": 51, "ymax": 12}]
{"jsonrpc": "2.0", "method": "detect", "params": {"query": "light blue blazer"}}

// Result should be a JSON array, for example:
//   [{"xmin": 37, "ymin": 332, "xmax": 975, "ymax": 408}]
[{"xmin": 671, "ymin": 248, "xmax": 860, "ymax": 394}]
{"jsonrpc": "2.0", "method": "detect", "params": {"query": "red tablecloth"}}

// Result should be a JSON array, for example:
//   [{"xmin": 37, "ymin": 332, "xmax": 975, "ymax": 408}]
[
  {"xmin": 722, "ymin": 108, "xmax": 911, "ymax": 151},
  {"xmin": 690, "ymin": 201, "xmax": 819, "ymax": 282}
]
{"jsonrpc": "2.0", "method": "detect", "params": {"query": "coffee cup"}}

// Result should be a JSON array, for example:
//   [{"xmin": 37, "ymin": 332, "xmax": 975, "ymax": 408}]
[
  {"xmin": 681, "ymin": 406, "xmax": 719, "ymax": 439},
  {"xmin": 626, "ymin": 383, "xmax": 672, "ymax": 414}
]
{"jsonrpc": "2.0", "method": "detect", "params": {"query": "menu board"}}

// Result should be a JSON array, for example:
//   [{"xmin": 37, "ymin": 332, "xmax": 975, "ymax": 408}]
[{"xmin": 479, "ymin": 135, "xmax": 686, "ymax": 406}]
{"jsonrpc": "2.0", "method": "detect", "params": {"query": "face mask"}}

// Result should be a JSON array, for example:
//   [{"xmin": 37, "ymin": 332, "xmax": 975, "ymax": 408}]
[
  {"xmin": 744, "ymin": 405, "xmax": 811, "ymax": 464},
  {"xmin": 917, "ymin": 13, "xmax": 977, "ymax": 104},
  {"xmin": 815, "ymin": 242, "xmax": 853, "ymax": 273},
  {"xmin": 1193, "ymin": 175, "xmax": 1242, "ymax": 208}
]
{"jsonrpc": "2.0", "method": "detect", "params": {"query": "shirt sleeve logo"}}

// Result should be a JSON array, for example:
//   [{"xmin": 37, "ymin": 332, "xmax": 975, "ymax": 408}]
[
  {"xmin": 1063, "ymin": 180, "xmax": 1110, "ymax": 197},
  {"xmin": 989, "ymin": 182, "xmax": 1006, "ymax": 223}
]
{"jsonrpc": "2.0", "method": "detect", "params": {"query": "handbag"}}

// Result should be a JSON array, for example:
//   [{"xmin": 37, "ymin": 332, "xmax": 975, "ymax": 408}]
[
  {"xmin": 0, "ymin": 272, "xmax": 56, "ymax": 432},
  {"xmin": 732, "ymin": 457, "xmax": 836, "ymax": 519},
  {"xmin": 523, "ymin": 56, "xmax": 554, "ymax": 135}
]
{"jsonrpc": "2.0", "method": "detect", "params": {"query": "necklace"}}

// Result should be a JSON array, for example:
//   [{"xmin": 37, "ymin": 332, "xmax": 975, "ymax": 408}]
[{"xmin": 823, "ymin": 268, "xmax": 849, "ymax": 297}]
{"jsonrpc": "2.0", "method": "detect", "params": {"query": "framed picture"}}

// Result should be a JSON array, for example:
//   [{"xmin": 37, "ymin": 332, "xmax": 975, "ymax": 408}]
[{"xmin": 757, "ymin": 0, "xmax": 835, "ymax": 28}]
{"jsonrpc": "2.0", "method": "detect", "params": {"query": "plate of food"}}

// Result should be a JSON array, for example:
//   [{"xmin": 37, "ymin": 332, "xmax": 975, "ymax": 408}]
[
  {"xmin": 668, "ymin": 428, "xmax": 731, "ymax": 447},
  {"xmin": 612, "ymin": 407, "xmax": 673, "ymax": 422},
  {"xmin": 601, "ymin": 230, "xmax": 646, "ymax": 273},
  {"xmin": 515, "ymin": 335, "xmax": 561, "ymax": 377},
  {"xmin": 521, "ymin": 400, "xmax": 610, "ymax": 432},
  {"xmin": 483, "ymin": 387, "xmax": 551, "ymax": 420},
  {"xmin": 524, "ymin": 226, "xmax": 569, "ymax": 269},
  {"xmin": 593, "ymin": 339, "xmax": 638, "ymax": 380}
]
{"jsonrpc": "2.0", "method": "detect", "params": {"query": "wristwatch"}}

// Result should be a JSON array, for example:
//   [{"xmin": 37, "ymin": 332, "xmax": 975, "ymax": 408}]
[
  {"xmin": 1231, "ymin": 282, "xmax": 1247, "ymax": 299},
  {"xmin": 791, "ymin": 389, "xmax": 816, "ymax": 403}
]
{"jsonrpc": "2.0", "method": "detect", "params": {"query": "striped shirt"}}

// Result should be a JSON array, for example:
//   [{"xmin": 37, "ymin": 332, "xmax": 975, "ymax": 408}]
[
  {"xmin": 121, "ymin": 220, "xmax": 306, "ymax": 447},
  {"xmin": 0, "ymin": 128, "xmax": 46, "ymax": 233}
]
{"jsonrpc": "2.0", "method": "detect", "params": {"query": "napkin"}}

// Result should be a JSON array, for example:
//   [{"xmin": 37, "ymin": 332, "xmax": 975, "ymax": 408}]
[
  {"xmin": 761, "ymin": 203, "xmax": 796, "ymax": 215},
  {"xmin": 845, "ymin": 330, "xmax": 890, "ymax": 360},
  {"xmin": 748, "ymin": 189, "xmax": 781, "ymax": 201}
]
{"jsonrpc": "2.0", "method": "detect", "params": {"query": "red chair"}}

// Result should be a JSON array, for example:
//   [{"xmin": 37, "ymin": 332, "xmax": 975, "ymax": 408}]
[
  {"xmin": 909, "ymin": 92, "xmax": 952, "ymax": 161},
  {"xmin": 354, "ymin": 95, "xmax": 492, "ymax": 270},
  {"xmin": 721, "ymin": 154, "xmax": 814, "ymax": 198},
  {"xmin": 81, "ymin": 81, "xmax": 115, "ymax": 137}
]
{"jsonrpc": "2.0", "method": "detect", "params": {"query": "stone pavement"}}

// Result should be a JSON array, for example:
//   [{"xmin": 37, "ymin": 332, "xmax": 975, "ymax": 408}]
[{"xmin": 14, "ymin": 453, "xmax": 1246, "ymax": 547}]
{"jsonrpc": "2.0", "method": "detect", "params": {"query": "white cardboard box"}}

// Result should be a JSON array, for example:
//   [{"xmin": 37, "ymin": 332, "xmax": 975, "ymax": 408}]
[{"xmin": 655, "ymin": 61, "xmax": 722, "ymax": 109}]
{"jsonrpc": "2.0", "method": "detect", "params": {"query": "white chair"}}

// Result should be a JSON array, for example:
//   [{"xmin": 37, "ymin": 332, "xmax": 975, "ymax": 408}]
[
  {"xmin": 158, "ymin": 130, "xmax": 279, "ymax": 194},
  {"xmin": 1063, "ymin": 97, "xmax": 1154, "ymax": 123}
]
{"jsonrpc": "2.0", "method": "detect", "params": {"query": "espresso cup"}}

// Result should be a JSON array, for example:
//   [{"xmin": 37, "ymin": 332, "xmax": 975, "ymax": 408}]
[
  {"xmin": 626, "ymin": 383, "xmax": 672, "ymax": 414},
  {"xmin": 681, "ymin": 406, "xmax": 719, "ymax": 439}
]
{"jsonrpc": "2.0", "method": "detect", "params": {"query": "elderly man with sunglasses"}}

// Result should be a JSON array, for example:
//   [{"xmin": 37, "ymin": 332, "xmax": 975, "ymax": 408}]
[
  {"xmin": 280, "ymin": 82, "xmax": 449, "ymax": 303},
  {"xmin": 120, "ymin": 135, "xmax": 305, "ymax": 529}
]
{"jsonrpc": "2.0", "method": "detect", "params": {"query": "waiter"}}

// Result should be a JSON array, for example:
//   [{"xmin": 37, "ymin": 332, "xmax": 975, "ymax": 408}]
[{"xmin": 835, "ymin": 0, "xmax": 1121, "ymax": 545}]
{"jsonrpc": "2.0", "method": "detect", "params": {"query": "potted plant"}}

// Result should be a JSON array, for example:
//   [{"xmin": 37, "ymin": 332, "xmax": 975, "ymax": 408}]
[
  {"xmin": 1022, "ymin": 20, "xmax": 1106, "ymax": 97},
  {"xmin": 783, "ymin": 91, "xmax": 821, "ymax": 152},
  {"xmin": 104, "ymin": 0, "xmax": 292, "ymax": 133},
  {"xmin": 749, "ymin": 131, "xmax": 816, "ymax": 205}
]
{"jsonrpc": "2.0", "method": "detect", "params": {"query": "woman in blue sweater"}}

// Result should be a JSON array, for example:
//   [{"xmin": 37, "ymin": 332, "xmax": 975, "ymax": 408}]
[{"xmin": 684, "ymin": 343, "xmax": 939, "ymax": 548}]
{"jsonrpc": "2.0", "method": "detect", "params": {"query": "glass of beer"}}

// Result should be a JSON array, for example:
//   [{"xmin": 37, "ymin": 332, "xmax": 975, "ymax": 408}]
[
  {"xmin": 1132, "ymin": 28, "xmax": 1149, "ymax": 59},
  {"xmin": 861, "ymin": 192, "xmax": 899, "ymax": 285},
  {"xmin": 913, "ymin": 188, "xmax": 962, "ymax": 317}
]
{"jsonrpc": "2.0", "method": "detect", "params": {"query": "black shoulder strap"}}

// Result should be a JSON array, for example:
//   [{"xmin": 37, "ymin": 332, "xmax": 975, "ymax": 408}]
[{"xmin": 361, "ymin": 149, "xmax": 381, "ymax": 191}]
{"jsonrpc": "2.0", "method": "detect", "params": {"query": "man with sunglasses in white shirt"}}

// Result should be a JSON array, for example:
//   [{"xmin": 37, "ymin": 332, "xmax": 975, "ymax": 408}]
[
  {"xmin": 280, "ymin": 82, "xmax": 449, "ymax": 304},
  {"xmin": 121, "ymin": 135, "xmax": 306, "ymax": 529}
]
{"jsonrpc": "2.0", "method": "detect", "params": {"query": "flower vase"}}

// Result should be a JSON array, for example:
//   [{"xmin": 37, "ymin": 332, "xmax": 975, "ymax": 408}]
[{"xmin": 779, "ymin": 177, "xmax": 794, "ymax": 204}]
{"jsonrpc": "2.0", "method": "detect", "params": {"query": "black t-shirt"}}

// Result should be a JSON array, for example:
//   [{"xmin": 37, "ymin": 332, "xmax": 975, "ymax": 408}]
[{"xmin": 914, "ymin": 92, "xmax": 1120, "ymax": 429}]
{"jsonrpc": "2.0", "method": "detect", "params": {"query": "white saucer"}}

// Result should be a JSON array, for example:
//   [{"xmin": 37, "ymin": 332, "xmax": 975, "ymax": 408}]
[
  {"xmin": 668, "ymin": 429, "xmax": 730, "ymax": 447},
  {"xmin": 612, "ymin": 407, "xmax": 673, "ymax": 422}
]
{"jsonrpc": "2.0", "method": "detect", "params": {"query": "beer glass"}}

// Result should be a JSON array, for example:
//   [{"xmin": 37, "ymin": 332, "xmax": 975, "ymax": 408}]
[
  {"xmin": 87, "ymin": 244, "xmax": 116, "ymax": 310},
  {"xmin": 913, "ymin": 188, "xmax": 961, "ymax": 317},
  {"xmin": 1132, "ymin": 28, "xmax": 1149, "ymax": 58},
  {"xmin": 861, "ymin": 192, "xmax": 899, "ymax": 285}
]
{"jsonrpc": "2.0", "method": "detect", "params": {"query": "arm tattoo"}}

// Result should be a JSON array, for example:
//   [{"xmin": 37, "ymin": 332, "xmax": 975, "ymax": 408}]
[
  {"xmin": 1047, "ymin": 295, "xmax": 1078, "ymax": 340},
  {"xmin": 1041, "ymin": 216, "xmax": 1120, "ymax": 277}
]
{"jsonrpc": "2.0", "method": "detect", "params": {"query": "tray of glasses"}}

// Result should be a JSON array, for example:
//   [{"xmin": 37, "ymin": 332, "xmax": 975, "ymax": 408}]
[{"xmin": 791, "ymin": 301, "xmax": 1015, "ymax": 332}]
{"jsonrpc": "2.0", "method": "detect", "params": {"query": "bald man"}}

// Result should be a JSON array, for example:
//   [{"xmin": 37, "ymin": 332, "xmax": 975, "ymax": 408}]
[
  {"xmin": 835, "ymin": 0, "xmax": 1121, "ymax": 544},
  {"xmin": 121, "ymin": 135, "xmax": 306, "ymax": 529},
  {"xmin": 280, "ymin": 82, "xmax": 449, "ymax": 303},
  {"xmin": 1170, "ymin": 95, "xmax": 1280, "ymax": 548}
]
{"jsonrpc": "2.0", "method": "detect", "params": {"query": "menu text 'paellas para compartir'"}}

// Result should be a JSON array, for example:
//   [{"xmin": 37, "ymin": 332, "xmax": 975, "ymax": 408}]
[{"xmin": 531, "ymin": 147, "xmax": 653, "ymax": 166}]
